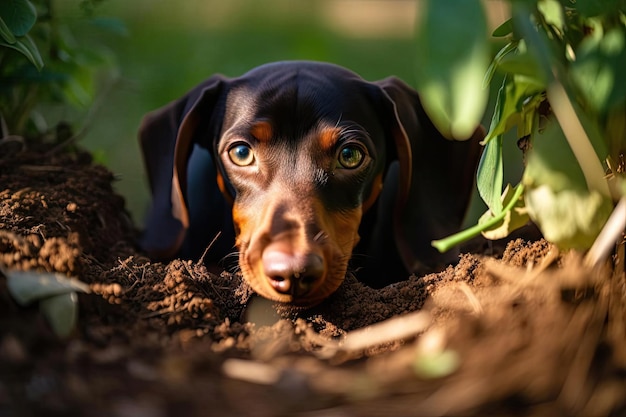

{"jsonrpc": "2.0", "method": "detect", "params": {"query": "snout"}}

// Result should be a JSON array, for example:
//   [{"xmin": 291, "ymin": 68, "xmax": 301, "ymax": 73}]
[
  {"xmin": 262, "ymin": 242, "xmax": 325, "ymax": 297},
  {"xmin": 234, "ymin": 198, "xmax": 361, "ymax": 307}
]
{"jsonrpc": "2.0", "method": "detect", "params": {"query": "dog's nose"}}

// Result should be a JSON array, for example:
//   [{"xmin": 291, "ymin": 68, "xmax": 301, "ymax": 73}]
[{"xmin": 262, "ymin": 246, "xmax": 324, "ymax": 297}]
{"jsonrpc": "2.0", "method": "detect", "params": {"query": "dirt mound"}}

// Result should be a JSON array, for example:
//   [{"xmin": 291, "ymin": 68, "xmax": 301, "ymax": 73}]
[{"xmin": 1, "ymin": 145, "xmax": 625, "ymax": 416}]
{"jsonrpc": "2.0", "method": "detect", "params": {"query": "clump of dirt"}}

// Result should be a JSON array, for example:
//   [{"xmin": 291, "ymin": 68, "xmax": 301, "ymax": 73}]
[{"xmin": 1, "ymin": 144, "xmax": 625, "ymax": 417}]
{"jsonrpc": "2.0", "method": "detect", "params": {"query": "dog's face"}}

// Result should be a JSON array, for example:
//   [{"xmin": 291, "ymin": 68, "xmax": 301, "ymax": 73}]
[
  {"xmin": 139, "ymin": 61, "xmax": 483, "ymax": 308},
  {"xmin": 214, "ymin": 65, "xmax": 389, "ymax": 306}
]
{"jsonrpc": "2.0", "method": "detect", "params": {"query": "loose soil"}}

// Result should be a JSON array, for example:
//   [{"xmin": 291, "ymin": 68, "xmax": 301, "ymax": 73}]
[{"xmin": 1, "ymin": 144, "xmax": 625, "ymax": 417}]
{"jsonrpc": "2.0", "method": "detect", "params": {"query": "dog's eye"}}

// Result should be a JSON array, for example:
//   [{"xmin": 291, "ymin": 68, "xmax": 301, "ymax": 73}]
[
  {"xmin": 337, "ymin": 145, "xmax": 364, "ymax": 169},
  {"xmin": 228, "ymin": 144, "xmax": 255, "ymax": 166}
]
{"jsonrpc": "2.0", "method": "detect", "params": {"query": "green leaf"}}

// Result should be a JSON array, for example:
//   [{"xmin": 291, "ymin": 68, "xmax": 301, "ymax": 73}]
[
  {"xmin": 0, "ymin": 34, "xmax": 43, "ymax": 70},
  {"xmin": 483, "ymin": 41, "xmax": 518, "ymax": 89},
  {"xmin": 432, "ymin": 183, "xmax": 526, "ymax": 252},
  {"xmin": 537, "ymin": 0, "xmax": 565, "ymax": 34},
  {"xmin": 574, "ymin": 0, "xmax": 625, "ymax": 18},
  {"xmin": 524, "ymin": 121, "xmax": 588, "ymax": 192},
  {"xmin": 523, "ymin": 118, "xmax": 614, "ymax": 249},
  {"xmin": 477, "ymin": 134, "xmax": 503, "ymax": 215},
  {"xmin": 0, "ymin": 16, "xmax": 17, "ymax": 44},
  {"xmin": 483, "ymin": 75, "xmax": 544, "ymax": 144},
  {"xmin": 479, "ymin": 184, "xmax": 530, "ymax": 240},
  {"xmin": 5, "ymin": 270, "xmax": 89, "ymax": 306},
  {"xmin": 492, "ymin": 18, "xmax": 513, "ymax": 38},
  {"xmin": 0, "ymin": 0, "xmax": 36, "ymax": 37},
  {"xmin": 525, "ymin": 185, "xmax": 613, "ymax": 250},
  {"xmin": 571, "ymin": 26, "xmax": 626, "ymax": 113},
  {"xmin": 40, "ymin": 292, "xmax": 78, "ymax": 338},
  {"xmin": 415, "ymin": 0, "xmax": 490, "ymax": 139},
  {"xmin": 497, "ymin": 52, "xmax": 544, "ymax": 80}
]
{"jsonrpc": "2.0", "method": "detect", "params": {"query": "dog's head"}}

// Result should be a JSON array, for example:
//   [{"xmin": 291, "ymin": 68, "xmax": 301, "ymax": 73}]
[{"xmin": 139, "ymin": 61, "xmax": 482, "ymax": 307}]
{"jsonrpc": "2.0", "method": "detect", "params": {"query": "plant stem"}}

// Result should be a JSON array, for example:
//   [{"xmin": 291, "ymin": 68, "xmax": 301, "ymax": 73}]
[{"xmin": 432, "ymin": 183, "xmax": 526, "ymax": 253}]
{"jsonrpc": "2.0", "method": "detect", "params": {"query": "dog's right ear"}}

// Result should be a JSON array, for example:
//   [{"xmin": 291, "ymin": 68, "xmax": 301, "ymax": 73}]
[{"xmin": 138, "ymin": 76, "xmax": 228, "ymax": 259}]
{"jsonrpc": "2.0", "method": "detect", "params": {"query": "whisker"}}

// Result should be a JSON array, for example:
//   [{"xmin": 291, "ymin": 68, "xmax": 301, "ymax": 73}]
[{"xmin": 198, "ymin": 231, "xmax": 222, "ymax": 265}]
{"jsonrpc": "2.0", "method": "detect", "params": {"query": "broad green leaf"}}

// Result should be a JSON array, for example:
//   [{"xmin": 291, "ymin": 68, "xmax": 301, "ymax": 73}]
[
  {"xmin": 5, "ymin": 270, "xmax": 89, "ymax": 306},
  {"xmin": 477, "ymin": 134, "xmax": 503, "ymax": 214},
  {"xmin": 0, "ymin": 0, "xmax": 36, "ymax": 37},
  {"xmin": 492, "ymin": 18, "xmax": 513, "ymax": 38},
  {"xmin": 479, "ymin": 184, "xmax": 529, "ymax": 240},
  {"xmin": 415, "ymin": 0, "xmax": 489, "ymax": 139},
  {"xmin": 40, "ymin": 292, "xmax": 78, "ymax": 338},
  {"xmin": 524, "ymin": 121, "xmax": 588, "ymax": 192},
  {"xmin": 571, "ymin": 27, "xmax": 626, "ymax": 113},
  {"xmin": 524, "ymin": 119, "xmax": 613, "ymax": 249},
  {"xmin": 525, "ymin": 185, "xmax": 613, "ymax": 249},
  {"xmin": 0, "ymin": 34, "xmax": 43, "ymax": 70}
]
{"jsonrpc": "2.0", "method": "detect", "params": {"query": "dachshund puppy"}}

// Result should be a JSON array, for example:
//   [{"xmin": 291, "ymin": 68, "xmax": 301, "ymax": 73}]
[{"xmin": 139, "ymin": 61, "xmax": 483, "ymax": 307}]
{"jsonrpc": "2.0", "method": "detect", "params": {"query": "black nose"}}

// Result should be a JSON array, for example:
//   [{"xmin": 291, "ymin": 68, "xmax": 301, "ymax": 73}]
[{"xmin": 262, "ymin": 247, "xmax": 325, "ymax": 297}]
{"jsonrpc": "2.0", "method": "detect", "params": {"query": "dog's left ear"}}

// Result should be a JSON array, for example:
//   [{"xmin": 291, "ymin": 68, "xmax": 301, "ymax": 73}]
[
  {"xmin": 138, "ymin": 76, "xmax": 228, "ymax": 259},
  {"xmin": 375, "ymin": 77, "xmax": 484, "ymax": 273}
]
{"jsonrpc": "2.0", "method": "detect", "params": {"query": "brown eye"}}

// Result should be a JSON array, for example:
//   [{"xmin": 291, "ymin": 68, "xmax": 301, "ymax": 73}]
[
  {"xmin": 228, "ymin": 144, "xmax": 255, "ymax": 166},
  {"xmin": 337, "ymin": 145, "xmax": 364, "ymax": 169}
]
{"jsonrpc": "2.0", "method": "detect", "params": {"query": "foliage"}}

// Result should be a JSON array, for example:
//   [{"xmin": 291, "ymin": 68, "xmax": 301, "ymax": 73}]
[
  {"xmin": 4, "ymin": 268, "xmax": 90, "ymax": 338},
  {"xmin": 0, "ymin": 0, "xmax": 122, "ymax": 139},
  {"xmin": 426, "ymin": 0, "xmax": 626, "ymax": 252}
]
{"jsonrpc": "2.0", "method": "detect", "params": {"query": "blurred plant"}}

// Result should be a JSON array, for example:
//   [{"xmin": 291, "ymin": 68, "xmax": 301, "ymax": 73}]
[
  {"xmin": 422, "ymin": 0, "xmax": 626, "ymax": 257},
  {"xmin": 3, "ymin": 267, "xmax": 90, "ymax": 338},
  {"xmin": 0, "ymin": 0, "xmax": 123, "ymax": 141}
]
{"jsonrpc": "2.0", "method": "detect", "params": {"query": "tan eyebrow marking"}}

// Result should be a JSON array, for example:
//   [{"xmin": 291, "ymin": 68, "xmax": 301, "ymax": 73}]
[
  {"xmin": 318, "ymin": 127, "xmax": 341, "ymax": 152},
  {"xmin": 250, "ymin": 120, "xmax": 273, "ymax": 142}
]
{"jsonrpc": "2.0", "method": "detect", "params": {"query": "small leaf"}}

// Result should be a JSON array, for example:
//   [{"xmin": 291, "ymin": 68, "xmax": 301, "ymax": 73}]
[
  {"xmin": 40, "ymin": 292, "xmax": 78, "ymax": 338},
  {"xmin": 477, "ymin": 134, "xmax": 504, "ymax": 215},
  {"xmin": 479, "ymin": 184, "xmax": 530, "ymax": 240},
  {"xmin": 415, "ymin": 0, "xmax": 490, "ymax": 139},
  {"xmin": 483, "ymin": 75, "xmax": 544, "ymax": 144},
  {"xmin": 5, "ymin": 269, "xmax": 89, "ymax": 306},
  {"xmin": 432, "ymin": 183, "xmax": 526, "ymax": 252},
  {"xmin": 483, "ymin": 41, "xmax": 518, "ymax": 89},
  {"xmin": 0, "ymin": 34, "xmax": 44, "ymax": 70},
  {"xmin": 0, "ymin": 16, "xmax": 17, "ymax": 43},
  {"xmin": 537, "ymin": 0, "xmax": 565, "ymax": 34},
  {"xmin": 492, "ymin": 18, "xmax": 513, "ymax": 38}
]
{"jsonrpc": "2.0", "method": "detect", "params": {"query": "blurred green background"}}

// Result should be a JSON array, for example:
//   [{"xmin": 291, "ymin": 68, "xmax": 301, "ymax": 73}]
[{"xmin": 55, "ymin": 0, "xmax": 516, "ymax": 228}]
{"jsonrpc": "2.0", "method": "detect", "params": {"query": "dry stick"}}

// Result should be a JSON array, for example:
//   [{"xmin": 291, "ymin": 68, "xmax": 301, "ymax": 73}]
[
  {"xmin": 584, "ymin": 196, "xmax": 626, "ymax": 268},
  {"xmin": 338, "ymin": 310, "xmax": 431, "ymax": 353}
]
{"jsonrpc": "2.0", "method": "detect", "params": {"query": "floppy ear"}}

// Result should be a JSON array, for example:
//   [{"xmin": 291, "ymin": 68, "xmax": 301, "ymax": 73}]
[
  {"xmin": 138, "ymin": 76, "xmax": 228, "ymax": 259},
  {"xmin": 375, "ymin": 77, "xmax": 484, "ymax": 273}
]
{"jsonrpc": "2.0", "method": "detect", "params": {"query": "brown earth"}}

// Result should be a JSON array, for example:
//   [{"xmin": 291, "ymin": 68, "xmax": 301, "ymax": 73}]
[{"xmin": 1, "ymin": 144, "xmax": 625, "ymax": 417}]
